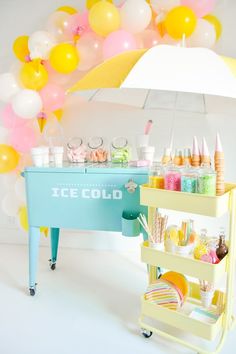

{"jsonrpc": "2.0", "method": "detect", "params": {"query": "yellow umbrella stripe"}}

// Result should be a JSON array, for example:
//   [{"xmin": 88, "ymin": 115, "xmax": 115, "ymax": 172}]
[{"xmin": 68, "ymin": 49, "xmax": 147, "ymax": 93}]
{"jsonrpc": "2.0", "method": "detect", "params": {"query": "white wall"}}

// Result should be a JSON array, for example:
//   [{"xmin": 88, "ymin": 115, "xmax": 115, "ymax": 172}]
[{"xmin": 0, "ymin": 0, "xmax": 236, "ymax": 248}]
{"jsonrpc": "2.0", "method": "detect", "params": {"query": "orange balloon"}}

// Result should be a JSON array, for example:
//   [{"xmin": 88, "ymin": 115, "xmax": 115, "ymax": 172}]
[
  {"xmin": 13, "ymin": 35, "xmax": 30, "ymax": 62},
  {"xmin": 165, "ymin": 6, "xmax": 197, "ymax": 40},
  {"xmin": 0, "ymin": 144, "xmax": 20, "ymax": 173}
]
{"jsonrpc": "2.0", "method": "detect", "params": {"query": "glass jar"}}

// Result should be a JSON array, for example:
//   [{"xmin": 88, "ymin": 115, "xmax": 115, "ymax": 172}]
[
  {"xmin": 87, "ymin": 137, "xmax": 108, "ymax": 163},
  {"xmin": 164, "ymin": 164, "xmax": 181, "ymax": 191},
  {"xmin": 197, "ymin": 164, "xmax": 216, "ymax": 196},
  {"xmin": 181, "ymin": 166, "xmax": 198, "ymax": 193},
  {"xmin": 111, "ymin": 137, "xmax": 130, "ymax": 164},
  {"xmin": 183, "ymin": 148, "xmax": 192, "ymax": 166},
  {"xmin": 67, "ymin": 137, "xmax": 87, "ymax": 163},
  {"xmin": 216, "ymin": 228, "xmax": 228, "ymax": 261},
  {"xmin": 149, "ymin": 162, "xmax": 165, "ymax": 189},
  {"xmin": 173, "ymin": 149, "xmax": 183, "ymax": 166}
]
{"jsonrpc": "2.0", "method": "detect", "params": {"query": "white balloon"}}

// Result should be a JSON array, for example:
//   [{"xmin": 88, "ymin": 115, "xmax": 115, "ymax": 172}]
[
  {"xmin": 187, "ymin": 19, "xmax": 216, "ymax": 49},
  {"xmin": 29, "ymin": 31, "xmax": 57, "ymax": 60},
  {"xmin": 0, "ymin": 73, "xmax": 21, "ymax": 102},
  {"xmin": 120, "ymin": 0, "xmax": 152, "ymax": 34},
  {"xmin": 2, "ymin": 192, "xmax": 21, "ymax": 217},
  {"xmin": 150, "ymin": 0, "xmax": 180, "ymax": 13},
  {"xmin": 15, "ymin": 176, "xmax": 26, "ymax": 203},
  {"xmin": 12, "ymin": 89, "xmax": 42, "ymax": 119}
]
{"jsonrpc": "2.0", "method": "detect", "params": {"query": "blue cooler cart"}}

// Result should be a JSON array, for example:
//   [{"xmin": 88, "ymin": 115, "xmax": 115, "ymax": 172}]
[{"xmin": 24, "ymin": 163, "xmax": 148, "ymax": 296}]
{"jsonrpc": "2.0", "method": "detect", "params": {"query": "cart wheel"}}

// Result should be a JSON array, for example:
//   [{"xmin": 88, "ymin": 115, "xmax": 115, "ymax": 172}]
[
  {"xmin": 141, "ymin": 329, "xmax": 153, "ymax": 338},
  {"xmin": 50, "ymin": 263, "xmax": 56, "ymax": 271},
  {"xmin": 29, "ymin": 288, "xmax": 35, "ymax": 296}
]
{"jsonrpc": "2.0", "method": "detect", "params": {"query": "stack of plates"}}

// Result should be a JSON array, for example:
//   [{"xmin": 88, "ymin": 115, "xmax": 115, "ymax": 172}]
[{"xmin": 145, "ymin": 272, "xmax": 189, "ymax": 311}]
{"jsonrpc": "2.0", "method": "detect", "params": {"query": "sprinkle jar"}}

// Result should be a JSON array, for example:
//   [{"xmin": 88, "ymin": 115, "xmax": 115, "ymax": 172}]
[
  {"xmin": 164, "ymin": 165, "xmax": 181, "ymax": 191},
  {"xmin": 149, "ymin": 162, "xmax": 164, "ymax": 189},
  {"xmin": 197, "ymin": 165, "xmax": 216, "ymax": 196},
  {"xmin": 181, "ymin": 167, "xmax": 198, "ymax": 193}
]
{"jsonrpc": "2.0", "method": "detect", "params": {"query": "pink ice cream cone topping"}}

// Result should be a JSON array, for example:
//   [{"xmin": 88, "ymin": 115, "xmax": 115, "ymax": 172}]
[
  {"xmin": 201, "ymin": 137, "xmax": 210, "ymax": 157},
  {"xmin": 192, "ymin": 136, "xmax": 200, "ymax": 156},
  {"xmin": 215, "ymin": 133, "xmax": 223, "ymax": 153}
]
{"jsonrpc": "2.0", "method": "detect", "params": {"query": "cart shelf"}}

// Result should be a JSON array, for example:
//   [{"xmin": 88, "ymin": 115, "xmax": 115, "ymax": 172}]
[
  {"xmin": 141, "ymin": 282, "xmax": 224, "ymax": 341},
  {"xmin": 140, "ymin": 183, "xmax": 236, "ymax": 217},
  {"xmin": 141, "ymin": 241, "xmax": 227, "ymax": 283}
]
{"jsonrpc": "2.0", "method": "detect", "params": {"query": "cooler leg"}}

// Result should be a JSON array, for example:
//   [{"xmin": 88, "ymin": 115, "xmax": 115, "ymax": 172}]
[
  {"xmin": 50, "ymin": 228, "xmax": 60, "ymax": 270},
  {"xmin": 29, "ymin": 226, "xmax": 41, "ymax": 296}
]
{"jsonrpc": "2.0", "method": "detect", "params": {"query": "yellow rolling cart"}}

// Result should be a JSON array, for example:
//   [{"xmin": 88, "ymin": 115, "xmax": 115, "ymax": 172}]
[{"xmin": 139, "ymin": 183, "xmax": 236, "ymax": 354}]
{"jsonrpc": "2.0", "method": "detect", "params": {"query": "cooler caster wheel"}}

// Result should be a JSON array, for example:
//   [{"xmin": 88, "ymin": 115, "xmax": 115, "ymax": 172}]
[
  {"xmin": 141, "ymin": 329, "xmax": 153, "ymax": 338},
  {"xmin": 49, "ymin": 259, "xmax": 56, "ymax": 270},
  {"xmin": 29, "ymin": 288, "xmax": 35, "ymax": 296},
  {"xmin": 51, "ymin": 263, "xmax": 56, "ymax": 271}
]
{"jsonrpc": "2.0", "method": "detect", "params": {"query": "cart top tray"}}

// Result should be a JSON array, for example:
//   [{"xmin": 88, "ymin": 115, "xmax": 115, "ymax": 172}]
[{"xmin": 140, "ymin": 183, "xmax": 236, "ymax": 217}]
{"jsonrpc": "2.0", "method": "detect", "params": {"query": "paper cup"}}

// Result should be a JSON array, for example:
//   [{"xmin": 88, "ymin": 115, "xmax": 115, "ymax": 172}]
[
  {"xmin": 51, "ymin": 146, "xmax": 64, "ymax": 166},
  {"xmin": 165, "ymin": 239, "xmax": 175, "ymax": 253},
  {"xmin": 200, "ymin": 290, "xmax": 214, "ymax": 308},
  {"xmin": 136, "ymin": 134, "xmax": 150, "ymax": 148},
  {"xmin": 138, "ymin": 146, "xmax": 155, "ymax": 163},
  {"xmin": 31, "ymin": 147, "xmax": 49, "ymax": 167},
  {"xmin": 174, "ymin": 243, "xmax": 194, "ymax": 256}
]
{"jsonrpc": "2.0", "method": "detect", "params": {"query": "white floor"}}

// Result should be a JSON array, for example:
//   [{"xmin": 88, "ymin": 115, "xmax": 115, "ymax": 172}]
[{"xmin": 0, "ymin": 244, "xmax": 235, "ymax": 354}]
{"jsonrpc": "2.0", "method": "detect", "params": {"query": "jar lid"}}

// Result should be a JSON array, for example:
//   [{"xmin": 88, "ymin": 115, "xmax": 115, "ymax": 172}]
[
  {"xmin": 112, "ymin": 137, "xmax": 128, "ymax": 149},
  {"xmin": 67, "ymin": 137, "xmax": 83, "ymax": 149},
  {"xmin": 175, "ymin": 149, "xmax": 182, "ymax": 157},
  {"xmin": 184, "ymin": 148, "xmax": 191, "ymax": 157},
  {"xmin": 88, "ymin": 136, "xmax": 103, "ymax": 149}
]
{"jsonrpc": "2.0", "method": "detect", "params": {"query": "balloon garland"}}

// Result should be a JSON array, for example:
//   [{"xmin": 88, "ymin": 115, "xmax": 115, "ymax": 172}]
[{"xmin": 0, "ymin": 0, "xmax": 221, "ymax": 231}]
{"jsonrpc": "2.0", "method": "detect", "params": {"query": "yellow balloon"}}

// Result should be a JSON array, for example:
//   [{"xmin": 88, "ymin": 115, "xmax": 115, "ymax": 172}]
[
  {"xmin": 13, "ymin": 35, "xmax": 30, "ymax": 62},
  {"xmin": 20, "ymin": 59, "xmax": 48, "ymax": 90},
  {"xmin": 204, "ymin": 14, "xmax": 222, "ymax": 41},
  {"xmin": 165, "ymin": 6, "xmax": 197, "ymax": 40},
  {"xmin": 0, "ymin": 145, "xmax": 20, "ymax": 174},
  {"xmin": 49, "ymin": 43, "xmax": 80, "ymax": 74},
  {"xmin": 86, "ymin": 0, "xmax": 113, "ymax": 10},
  {"xmin": 56, "ymin": 5, "xmax": 77, "ymax": 14},
  {"xmin": 88, "ymin": 1, "xmax": 120, "ymax": 37},
  {"xmin": 19, "ymin": 206, "xmax": 29, "ymax": 232}
]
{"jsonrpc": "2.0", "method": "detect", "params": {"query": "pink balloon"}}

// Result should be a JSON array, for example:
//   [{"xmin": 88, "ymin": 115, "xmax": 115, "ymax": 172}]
[
  {"xmin": 181, "ymin": 0, "xmax": 216, "ymax": 18},
  {"xmin": 76, "ymin": 32, "xmax": 104, "ymax": 71},
  {"xmin": 103, "ymin": 30, "xmax": 137, "ymax": 60},
  {"xmin": 1, "ymin": 104, "xmax": 26, "ymax": 129},
  {"xmin": 40, "ymin": 83, "xmax": 65, "ymax": 112},
  {"xmin": 66, "ymin": 11, "xmax": 90, "ymax": 38},
  {"xmin": 136, "ymin": 30, "xmax": 161, "ymax": 49},
  {"xmin": 9, "ymin": 124, "xmax": 37, "ymax": 153}
]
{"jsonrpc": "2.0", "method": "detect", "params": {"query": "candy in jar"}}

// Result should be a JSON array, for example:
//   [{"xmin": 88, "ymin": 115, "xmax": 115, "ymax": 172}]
[
  {"xmin": 87, "ymin": 137, "xmax": 108, "ymax": 163},
  {"xmin": 67, "ymin": 137, "xmax": 87, "ymax": 163},
  {"xmin": 164, "ymin": 165, "xmax": 181, "ymax": 191},
  {"xmin": 149, "ymin": 162, "xmax": 164, "ymax": 189},
  {"xmin": 181, "ymin": 166, "xmax": 198, "ymax": 193},
  {"xmin": 197, "ymin": 164, "xmax": 216, "ymax": 196},
  {"xmin": 111, "ymin": 137, "xmax": 130, "ymax": 164}
]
